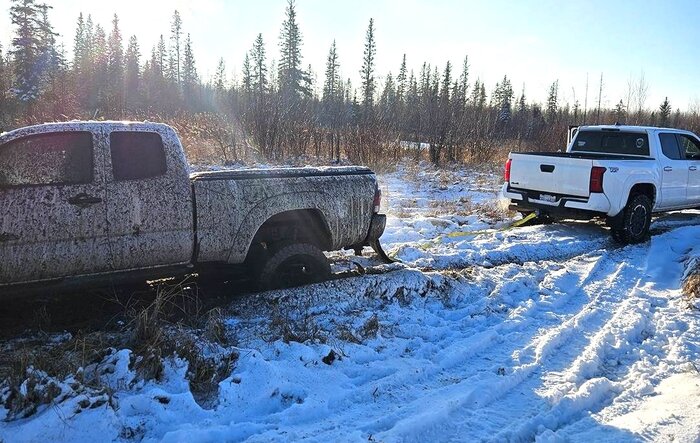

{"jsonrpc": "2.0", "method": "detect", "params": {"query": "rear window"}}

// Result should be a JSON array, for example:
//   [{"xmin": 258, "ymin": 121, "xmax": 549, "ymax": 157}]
[
  {"xmin": 110, "ymin": 131, "xmax": 167, "ymax": 181},
  {"xmin": 571, "ymin": 131, "xmax": 650, "ymax": 156}
]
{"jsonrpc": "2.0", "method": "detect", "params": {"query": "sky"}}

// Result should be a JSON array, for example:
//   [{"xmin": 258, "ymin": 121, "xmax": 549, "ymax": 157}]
[{"xmin": 1, "ymin": 0, "xmax": 699, "ymax": 111}]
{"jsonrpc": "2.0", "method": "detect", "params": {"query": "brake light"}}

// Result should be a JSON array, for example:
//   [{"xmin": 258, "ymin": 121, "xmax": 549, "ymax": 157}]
[
  {"xmin": 504, "ymin": 158, "xmax": 512, "ymax": 183},
  {"xmin": 373, "ymin": 185, "xmax": 382, "ymax": 213},
  {"xmin": 589, "ymin": 166, "xmax": 606, "ymax": 193}
]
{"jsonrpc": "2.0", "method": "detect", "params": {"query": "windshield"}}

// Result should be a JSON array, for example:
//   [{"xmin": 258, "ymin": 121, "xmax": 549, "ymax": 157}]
[{"xmin": 571, "ymin": 130, "xmax": 650, "ymax": 156}]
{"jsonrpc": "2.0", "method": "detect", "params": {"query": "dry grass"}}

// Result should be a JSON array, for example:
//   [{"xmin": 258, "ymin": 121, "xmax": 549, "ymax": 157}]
[
  {"xmin": 1, "ymin": 279, "xmax": 238, "ymax": 420},
  {"xmin": 682, "ymin": 258, "xmax": 700, "ymax": 308}
]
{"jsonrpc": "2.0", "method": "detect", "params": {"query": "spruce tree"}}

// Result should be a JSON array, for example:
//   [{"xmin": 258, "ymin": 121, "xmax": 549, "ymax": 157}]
[
  {"xmin": 181, "ymin": 33, "xmax": 198, "ymax": 101},
  {"xmin": 124, "ymin": 35, "xmax": 140, "ymax": 111},
  {"xmin": 170, "ymin": 10, "xmax": 183, "ymax": 84},
  {"xmin": 278, "ymin": 0, "xmax": 309, "ymax": 100},
  {"xmin": 9, "ymin": 0, "xmax": 47, "ymax": 102},
  {"xmin": 251, "ymin": 33, "xmax": 267, "ymax": 96},
  {"xmin": 322, "ymin": 40, "xmax": 339, "ymax": 104},
  {"xmin": 107, "ymin": 14, "xmax": 124, "ymax": 114},
  {"xmin": 396, "ymin": 54, "xmax": 407, "ymax": 104},
  {"xmin": 241, "ymin": 53, "xmax": 252, "ymax": 96},
  {"xmin": 546, "ymin": 80, "xmax": 559, "ymax": 122},
  {"xmin": 360, "ymin": 18, "xmax": 376, "ymax": 112},
  {"xmin": 92, "ymin": 24, "xmax": 108, "ymax": 110},
  {"xmin": 214, "ymin": 58, "xmax": 226, "ymax": 93},
  {"xmin": 614, "ymin": 99, "xmax": 626, "ymax": 123},
  {"xmin": 659, "ymin": 97, "xmax": 671, "ymax": 126}
]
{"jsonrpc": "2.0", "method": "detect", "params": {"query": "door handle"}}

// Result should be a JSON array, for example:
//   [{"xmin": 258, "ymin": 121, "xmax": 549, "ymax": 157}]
[
  {"xmin": 0, "ymin": 232, "xmax": 19, "ymax": 242},
  {"xmin": 663, "ymin": 166, "xmax": 673, "ymax": 172},
  {"xmin": 690, "ymin": 166, "xmax": 698, "ymax": 171},
  {"xmin": 68, "ymin": 193, "xmax": 103, "ymax": 208}
]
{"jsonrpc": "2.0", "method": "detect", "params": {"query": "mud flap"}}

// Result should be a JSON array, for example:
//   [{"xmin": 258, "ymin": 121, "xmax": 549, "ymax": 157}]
[{"xmin": 370, "ymin": 239, "xmax": 396, "ymax": 264}]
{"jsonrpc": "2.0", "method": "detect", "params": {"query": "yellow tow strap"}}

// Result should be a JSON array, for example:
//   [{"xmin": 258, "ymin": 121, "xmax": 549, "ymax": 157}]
[{"xmin": 444, "ymin": 211, "xmax": 538, "ymax": 238}]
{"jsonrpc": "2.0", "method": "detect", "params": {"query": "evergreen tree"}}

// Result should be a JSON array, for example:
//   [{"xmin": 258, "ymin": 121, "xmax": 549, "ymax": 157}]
[
  {"xmin": 614, "ymin": 99, "xmax": 626, "ymax": 123},
  {"xmin": 396, "ymin": 54, "xmax": 407, "ymax": 104},
  {"xmin": 494, "ymin": 75, "xmax": 513, "ymax": 123},
  {"xmin": 182, "ymin": 33, "xmax": 198, "ymax": 101},
  {"xmin": 156, "ymin": 34, "xmax": 167, "ymax": 77},
  {"xmin": 170, "ymin": 10, "xmax": 183, "ymax": 84},
  {"xmin": 36, "ymin": 3, "xmax": 60, "ymax": 79},
  {"xmin": 360, "ymin": 18, "xmax": 376, "ymax": 112},
  {"xmin": 107, "ymin": 14, "xmax": 124, "ymax": 114},
  {"xmin": 92, "ymin": 24, "xmax": 108, "ymax": 110},
  {"xmin": 517, "ymin": 87, "xmax": 527, "ymax": 113},
  {"xmin": 0, "ymin": 44, "xmax": 7, "ymax": 124},
  {"xmin": 546, "ymin": 80, "xmax": 559, "ymax": 122},
  {"xmin": 241, "ymin": 53, "xmax": 252, "ymax": 96},
  {"xmin": 9, "ymin": 0, "xmax": 48, "ymax": 102},
  {"xmin": 659, "ymin": 97, "xmax": 671, "ymax": 126},
  {"xmin": 124, "ymin": 35, "xmax": 140, "ymax": 110},
  {"xmin": 379, "ymin": 71, "xmax": 397, "ymax": 122},
  {"xmin": 251, "ymin": 33, "xmax": 267, "ymax": 96},
  {"xmin": 214, "ymin": 57, "xmax": 226, "ymax": 92},
  {"xmin": 278, "ymin": 0, "xmax": 309, "ymax": 100},
  {"xmin": 322, "ymin": 40, "xmax": 340, "ymax": 103}
]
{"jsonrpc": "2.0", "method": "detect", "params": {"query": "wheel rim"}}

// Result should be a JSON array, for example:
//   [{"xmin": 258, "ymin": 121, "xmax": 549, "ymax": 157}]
[
  {"xmin": 629, "ymin": 204, "xmax": 648, "ymax": 237},
  {"xmin": 275, "ymin": 255, "xmax": 320, "ymax": 287}
]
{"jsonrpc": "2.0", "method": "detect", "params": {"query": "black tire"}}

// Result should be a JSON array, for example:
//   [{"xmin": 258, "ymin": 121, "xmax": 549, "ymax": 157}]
[
  {"xmin": 611, "ymin": 194, "xmax": 652, "ymax": 244},
  {"xmin": 256, "ymin": 242, "xmax": 331, "ymax": 290}
]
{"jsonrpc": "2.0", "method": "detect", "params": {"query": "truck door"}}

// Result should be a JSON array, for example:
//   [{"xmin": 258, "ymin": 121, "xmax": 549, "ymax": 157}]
[
  {"xmin": 676, "ymin": 134, "xmax": 700, "ymax": 204},
  {"xmin": 104, "ymin": 128, "xmax": 194, "ymax": 271},
  {"xmin": 657, "ymin": 133, "xmax": 689, "ymax": 208},
  {"xmin": 0, "ymin": 131, "xmax": 110, "ymax": 284}
]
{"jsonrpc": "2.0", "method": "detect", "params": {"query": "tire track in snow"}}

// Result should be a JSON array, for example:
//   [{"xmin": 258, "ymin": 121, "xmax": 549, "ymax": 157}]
[{"xmin": 372, "ymin": 246, "xmax": 651, "ymax": 442}]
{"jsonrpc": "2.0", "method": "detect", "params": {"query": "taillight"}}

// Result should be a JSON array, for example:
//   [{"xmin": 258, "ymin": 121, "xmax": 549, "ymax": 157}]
[
  {"xmin": 589, "ymin": 166, "xmax": 606, "ymax": 193},
  {"xmin": 373, "ymin": 185, "xmax": 382, "ymax": 213},
  {"xmin": 504, "ymin": 158, "xmax": 512, "ymax": 183}
]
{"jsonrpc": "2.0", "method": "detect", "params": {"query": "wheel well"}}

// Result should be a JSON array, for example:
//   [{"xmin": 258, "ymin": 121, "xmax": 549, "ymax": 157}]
[
  {"xmin": 249, "ymin": 209, "xmax": 332, "ymax": 253},
  {"xmin": 628, "ymin": 183, "xmax": 655, "ymax": 206}
]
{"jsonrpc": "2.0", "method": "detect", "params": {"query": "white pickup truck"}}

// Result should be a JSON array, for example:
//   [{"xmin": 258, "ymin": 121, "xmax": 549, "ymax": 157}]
[
  {"xmin": 0, "ymin": 121, "xmax": 387, "ymax": 291},
  {"xmin": 502, "ymin": 125, "xmax": 700, "ymax": 243}
]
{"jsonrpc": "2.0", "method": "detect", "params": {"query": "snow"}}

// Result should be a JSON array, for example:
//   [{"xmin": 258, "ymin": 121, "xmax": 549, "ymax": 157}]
[{"xmin": 2, "ymin": 161, "xmax": 700, "ymax": 442}]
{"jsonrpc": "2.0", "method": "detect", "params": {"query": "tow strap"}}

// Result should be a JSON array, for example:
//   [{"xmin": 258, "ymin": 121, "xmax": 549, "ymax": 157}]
[{"xmin": 372, "ymin": 212, "xmax": 539, "ymax": 264}]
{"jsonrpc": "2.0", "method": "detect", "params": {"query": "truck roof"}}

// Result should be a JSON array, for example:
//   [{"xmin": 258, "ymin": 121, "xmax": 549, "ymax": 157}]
[
  {"xmin": 0, "ymin": 120, "xmax": 172, "ymax": 139},
  {"xmin": 577, "ymin": 124, "xmax": 690, "ymax": 133}
]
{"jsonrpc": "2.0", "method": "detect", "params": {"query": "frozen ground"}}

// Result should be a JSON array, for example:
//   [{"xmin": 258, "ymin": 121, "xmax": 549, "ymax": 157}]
[{"xmin": 2, "ymin": 162, "xmax": 700, "ymax": 442}]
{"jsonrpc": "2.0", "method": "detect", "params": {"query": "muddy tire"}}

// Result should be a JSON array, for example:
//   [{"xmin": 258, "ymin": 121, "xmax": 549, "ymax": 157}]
[
  {"xmin": 257, "ymin": 242, "xmax": 331, "ymax": 290},
  {"xmin": 611, "ymin": 194, "xmax": 652, "ymax": 244}
]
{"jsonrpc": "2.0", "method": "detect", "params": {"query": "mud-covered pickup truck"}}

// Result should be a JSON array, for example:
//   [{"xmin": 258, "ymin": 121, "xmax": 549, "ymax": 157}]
[
  {"xmin": 0, "ymin": 121, "xmax": 386, "ymax": 290},
  {"xmin": 503, "ymin": 125, "xmax": 700, "ymax": 243}
]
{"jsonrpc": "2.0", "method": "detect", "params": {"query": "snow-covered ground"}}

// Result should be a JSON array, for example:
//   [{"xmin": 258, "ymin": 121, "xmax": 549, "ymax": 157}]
[{"xmin": 2, "ymin": 162, "xmax": 700, "ymax": 442}]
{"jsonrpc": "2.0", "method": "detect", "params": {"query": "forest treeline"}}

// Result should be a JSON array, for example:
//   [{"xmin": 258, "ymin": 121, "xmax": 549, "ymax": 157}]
[{"xmin": 2, "ymin": 0, "xmax": 699, "ymax": 166}]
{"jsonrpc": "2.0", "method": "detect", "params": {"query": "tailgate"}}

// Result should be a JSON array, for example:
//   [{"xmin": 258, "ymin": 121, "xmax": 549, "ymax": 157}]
[{"xmin": 509, "ymin": 153, "xmax": 593, "ymax": 197}]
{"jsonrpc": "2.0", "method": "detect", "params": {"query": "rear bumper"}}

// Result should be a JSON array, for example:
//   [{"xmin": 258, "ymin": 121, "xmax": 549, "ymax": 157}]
[
  {"xmin": 502, "ymin": 183, "xmax": 612, "ymax": 218},
  {"xmin": 365, "ymin": 213, "xmax": 387, "ymax": 243}
]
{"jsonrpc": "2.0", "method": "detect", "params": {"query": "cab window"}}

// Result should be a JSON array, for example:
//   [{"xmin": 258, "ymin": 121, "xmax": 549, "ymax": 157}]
[
  {"xmin": 110, "ymin": 131, "xmax": 167, "ymax": 181},
  {"xmin": 659, "ymin": 133, "xmax": 683, "ymax": 160},
  {"xmin": 678, "ymin": 134, "xmax": 700, "ymax": 160},
  {"xmin": 0, "ymin": 131, "xmax": 94, "ymax": 187}
]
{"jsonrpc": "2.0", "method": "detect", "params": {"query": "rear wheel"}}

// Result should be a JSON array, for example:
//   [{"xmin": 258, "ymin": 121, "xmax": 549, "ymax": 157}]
[
  {"xmin": 256, "ymin": 242, "xmax": 331, "ymax": 290},
  {"xmin": 610, "ymin": 194, "xmax": 652, "ymax": 244}
]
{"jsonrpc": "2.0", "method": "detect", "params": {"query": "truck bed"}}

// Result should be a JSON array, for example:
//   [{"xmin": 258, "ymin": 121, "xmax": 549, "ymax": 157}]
[
  {"xmin": 190, "ymin": 166, "xmax": 373, "ymax": 181},
  {"xmin": 513, "ymin": 152, "xmax": 654, "ymax": 161}
]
